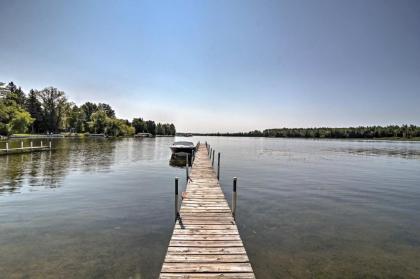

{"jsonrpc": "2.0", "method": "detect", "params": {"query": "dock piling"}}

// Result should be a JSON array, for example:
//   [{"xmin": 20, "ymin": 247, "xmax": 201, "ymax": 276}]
[
  {"xmin": 217, "ymin": 152, "xmax": 221, "ymax": 180},
  {"xmin": 40, "ymin": 141, "xmax": 43, "ymax": 147},
  {"xmin": 186, "ymin": 154, "xmax": 189, "ymax": 182},
  {"xmin": 21, "ymin": 141, "xmax": 24, "ymax": 149},
  {"xmin": 212, "ymin": 150, "xmax": 215, "ymax": 166},
  {"xmin": 6, "ymin": 142, "xmax": 8, "ymax": 152},
  {"xmin": 30, "ymin": 141, "xmax": 33, "ymax": 149},
  {"xmin": 232, "ymin": 177, "xmax": 237, "ymax": 219},
  {"xmin": 175, "ymin": 177, "xmax": 179, "ymax": 220},
  {"xmin": 49, "ymin": 141, "xmax": 52, "ymax": 149}
]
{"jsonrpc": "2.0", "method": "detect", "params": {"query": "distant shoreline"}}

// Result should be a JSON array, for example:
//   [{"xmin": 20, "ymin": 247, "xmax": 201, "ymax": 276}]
[{"xmin": 189, "ymin": 134, "xmax": 420, "ymax": 142}]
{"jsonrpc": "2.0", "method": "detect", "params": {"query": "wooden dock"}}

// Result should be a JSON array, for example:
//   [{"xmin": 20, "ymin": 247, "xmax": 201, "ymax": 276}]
[
  {"xmin": 0, "ymin": 141, "xmax": 52, "ymax": 156},
  {"xmin": 160, "ymin": 144, "xmax": 255, "ymax": 278}
]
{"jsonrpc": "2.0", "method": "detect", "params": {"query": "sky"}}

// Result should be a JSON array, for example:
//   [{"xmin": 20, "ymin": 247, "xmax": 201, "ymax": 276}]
[{"xmin": 1, "ymin": 0, "xmax": 419, "ymax": 132}]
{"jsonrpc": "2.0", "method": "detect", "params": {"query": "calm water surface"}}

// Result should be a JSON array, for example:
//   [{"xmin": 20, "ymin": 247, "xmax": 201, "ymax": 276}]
[{"xmin": 1, "ymin": 137, "xmax": 420, "ymax": 278}]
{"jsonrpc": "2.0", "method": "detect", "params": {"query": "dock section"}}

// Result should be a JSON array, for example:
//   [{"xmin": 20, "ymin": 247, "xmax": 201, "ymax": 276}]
[{"xmin": 160, "ymin": 144, "xmax": 255, "ymax": 278}]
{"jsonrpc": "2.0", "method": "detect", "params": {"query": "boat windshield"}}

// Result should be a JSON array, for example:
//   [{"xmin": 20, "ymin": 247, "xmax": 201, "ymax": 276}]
[{"xmin": 173, "ymin": 141, "xmax": 194, "ymax": 146}]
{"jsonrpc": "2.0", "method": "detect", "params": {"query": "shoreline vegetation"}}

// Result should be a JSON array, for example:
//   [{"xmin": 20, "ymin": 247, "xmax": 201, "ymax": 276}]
[
  {"xmin": 193, "ymin": 126, "xmax": 420, "ymax": 141},
  {"xmin": 0, "ymin": 81, "xmax": 175, "ymax": 138}
]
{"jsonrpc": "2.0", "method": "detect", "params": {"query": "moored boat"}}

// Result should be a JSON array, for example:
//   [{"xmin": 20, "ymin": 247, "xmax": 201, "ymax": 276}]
[{"xmin": 170, "ymin": 141, "xmax": 196, "ymax": 154}]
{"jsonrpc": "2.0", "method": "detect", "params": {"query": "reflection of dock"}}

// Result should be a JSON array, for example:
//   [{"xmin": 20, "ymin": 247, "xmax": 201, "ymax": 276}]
[
  {"xmin": 0, "ymin": 141, "xmax": 52, "ymax": 155},
  {"xmin": 160, "ymin": 144, "xmax": 255, "ymax": 278}
]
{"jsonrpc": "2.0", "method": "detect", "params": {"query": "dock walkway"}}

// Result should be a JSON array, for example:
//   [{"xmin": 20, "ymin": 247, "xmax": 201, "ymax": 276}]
[{"xmin": 160, "ymin": 144, "xmax": 255, "ymax": 278}]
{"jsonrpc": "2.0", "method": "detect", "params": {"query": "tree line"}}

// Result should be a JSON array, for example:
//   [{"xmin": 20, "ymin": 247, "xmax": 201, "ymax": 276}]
[
  {"xmin": 0, "ymin": 81, "xmax": 176, "ymax": 137},
  {"xmin": 194, "ymin": 126, "xmax": 420, "ymax": 139}
]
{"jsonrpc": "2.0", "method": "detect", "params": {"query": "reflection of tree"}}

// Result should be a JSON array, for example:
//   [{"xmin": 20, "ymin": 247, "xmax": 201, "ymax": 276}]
[{"xmin": 0, "ymin": 138, "xmax": 116, "ymax": 194}]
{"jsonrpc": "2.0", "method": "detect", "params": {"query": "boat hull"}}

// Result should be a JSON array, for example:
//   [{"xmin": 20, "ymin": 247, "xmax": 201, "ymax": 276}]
[{"xmin": 170, "ymin": 146, "xmax": 196, "ymax": 154}]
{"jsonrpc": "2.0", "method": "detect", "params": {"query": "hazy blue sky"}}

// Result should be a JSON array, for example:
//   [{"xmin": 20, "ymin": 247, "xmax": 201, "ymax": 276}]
[{"xmin": 1, "ymin": 0, "xmax": 419, "ymax": 132}]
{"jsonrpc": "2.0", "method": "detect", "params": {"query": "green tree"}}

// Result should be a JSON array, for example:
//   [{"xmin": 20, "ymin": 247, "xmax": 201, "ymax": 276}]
[
  {"xmin": 156, "ymin": 123, "xmax": 163, "ymax": 135},
  {"xmin": 67, "ymin": 105, "xmax": 85, "ymax": 133},
  {"xmin": 132, "ymin": 118, "xmax": 146, "ymax": 133},
  {"xmin": 98, "ymin": 103, "xmax": 115, "ymax": 118},
  {"xmin": 89, "ymin": 110, "xmax": 108, "ymax": 133},
  {"xmin": 145, "ymin": 120, "xmax": 156, "ymax": 135},
  {"xmin": 80, "ymin": 102, "xmax": 98, "ymax": 123},
  {"xmin": 169, "ymin": 124, "xmax": 176, "ymax": 135},
  {"xmin": 7, "ymin": 110, "xmax": 34, "ymax": 134},
  {"xmin": 105, "ymin": 118, "xmax": 135, "ymax": 137},
  {"xmin": 38, "ymin": 87, "xmax": 68, "ymax": 133},
  {"xmin": 25, "ymin": 89, "xmax": 44, "ymax": 133}
]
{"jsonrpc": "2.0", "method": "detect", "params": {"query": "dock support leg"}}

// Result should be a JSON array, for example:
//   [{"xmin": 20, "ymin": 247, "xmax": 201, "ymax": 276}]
[
  {"xmin": 217, "ymin": 152, "xmax": 221, "ymax": 180},
  {"xmin": 41, "ymin": 141, "xmax": 43, "ymax": 148},
  {"xmin": 30, "ymin": 141, "xmax": 33, "ymax": 150},
  {"xmin": 175, "ymin": 177, "xmax": 179, "ymax": 220},
  {"xmin": 212, "ymin": 150, "xmax": 215, "ymax": 166},
  {"xmin": 186, "ymin": 154, "xmax": 189, "ymax": 182},
  {"xmin": 21, "ymin": 141, "xmax": 24, "ymax": 149},
  {"xmin": 232, "ymin": 177, "xmax": 237, "ymax": 219},
  {"xmin": 49, "ymin": 141, "xmax": 52, "ymax": 149}
]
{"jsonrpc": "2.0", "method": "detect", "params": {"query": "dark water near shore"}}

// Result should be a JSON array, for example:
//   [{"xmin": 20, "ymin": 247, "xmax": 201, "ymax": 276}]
[{"xmin": 1, "ymin": 137, "xmax": 420, "ymax": 278}]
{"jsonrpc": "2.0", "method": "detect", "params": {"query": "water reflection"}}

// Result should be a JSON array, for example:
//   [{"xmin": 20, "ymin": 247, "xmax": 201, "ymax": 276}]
[
  {"xmin": 169, "ymin": 153, "xmax": 192, "ymax": 168},
  {"xmin": 0, "ymin": 138, "xmax": 116, "ymax": 195}
]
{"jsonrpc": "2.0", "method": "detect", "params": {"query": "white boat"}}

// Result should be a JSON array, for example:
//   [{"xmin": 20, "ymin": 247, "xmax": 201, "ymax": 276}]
[{"xmin": 170, "ymin": 141, "xmax": 196, "ymax": 154}]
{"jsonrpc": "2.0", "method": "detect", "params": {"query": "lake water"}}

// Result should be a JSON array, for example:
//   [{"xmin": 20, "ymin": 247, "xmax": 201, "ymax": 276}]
[{"xmin": 1, "ymin": 137, "xmax": 420, "ymax": 278}]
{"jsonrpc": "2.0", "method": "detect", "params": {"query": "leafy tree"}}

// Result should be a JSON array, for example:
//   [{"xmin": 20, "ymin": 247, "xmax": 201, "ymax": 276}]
[
  {"xmin": 80, "ymin": 102, "xmax": 98, "ymax": 122},
  {"xmin": 38, "ymin": 87, "xmax": 67, "ymax": 132},
  {"xmin": 132, "ymin": 118, "xmax": 147, "ymax": 133},
  {"xmin": 67, "ymin": 105, "xmax": 85, "ymax": 133},
  {"xmin": 105, "ymin": 118, "xmax": 134, "ymax": 137},
  {"xmin": 169, "ymin": 124, "xmax": 176, "ymax": 135},
  {"xmin": 156, "ymin": 123, "xmax": 163, "ymax": 135},
  {"xmin": 89, "ymin": 110, "xmax": 108, "ymax": 133},
  {"xmin": 145, "ymin": 120, "xmax": 156, "ymax": 135},
  {"xmin": 7, "ymin": 110, "xmax": 34, "ymax": 134},
  {"xmin": 25, "ymin": 89, "xmax": 44, "ymax": 133},
  {"xmin": 98, "ymin": 103, "xmax": 115, "ymax": 118}
]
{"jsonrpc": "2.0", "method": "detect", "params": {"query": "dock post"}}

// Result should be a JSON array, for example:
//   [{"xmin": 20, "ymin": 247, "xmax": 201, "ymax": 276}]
[
  {"xmin": 49, "ymin": 141, "xmax": 52, "ymax": 149},
  {"xmin": 40, "ymin": 141, "xmax": 43, "ymax": 147},
  {"xmin": 232, "ymin": 177, "xmax": 237, "ymax": 219},
  {"xmin": 186, "ymin": 154, "xmax": 189, "ymax": 181},
  {"xmin": 212, "ymin": 150, "xmax": 215, "ymax": 166},
  {"xmin": 192, "ymin": 150, "xmax": 195, "ymax": 164},
  {"xmin": 175, "ymin": 177, "xmax": 179, "ymax": 220},
  {"xmin": 6, "ymin": 142, "xmax": 8, "ymax": 152},
  {"xmin": 217, "ymin": 152, "xmax": 221, "ymax": 180},
  {"xmin": 21, "ymin": 141, "xmax": 24, "ymax": 149},
  {"xmin": 30, "ymin": 141, "xmax": 33, "ymax": 150}
]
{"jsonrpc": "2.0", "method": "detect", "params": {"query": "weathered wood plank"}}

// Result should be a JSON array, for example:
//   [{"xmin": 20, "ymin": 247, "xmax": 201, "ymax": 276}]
[
  {"xmin": 173, "ymin": 229, "xmax": 239, "ymax": 235},
  {"xmin": 160, "ymin": 273, "xmax": 255, "ymax": 279},
  {"xmin": 171, "ymin": 234, "xmax": 241, "ymax": 241},
  {"xmin": 174, "ymin": 224, "xmax": 238, "ymax": 230},
  {"xmin": 166, "ymin": 247, "xmax": 247, "ymax": 255},
  {"xmin": 164, "ymin": 254, "xmax": 249, "ymax": 263},
  {"xmin": 169, "ymin": 240, "xmax": 244, "ymax": 247},
  {"xmin": 161, "ymin": 262, "xmax": 253, "ymax": 273}
]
